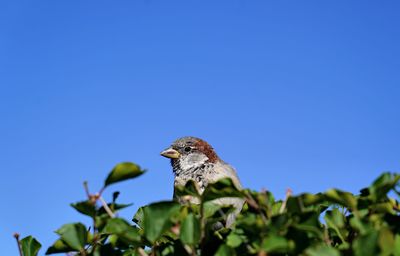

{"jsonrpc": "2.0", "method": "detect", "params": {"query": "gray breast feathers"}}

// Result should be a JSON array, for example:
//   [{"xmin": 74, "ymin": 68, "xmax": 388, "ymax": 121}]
[{"xmin": 173, "ymin": 161, "xmax": 244, "ymax": 227}]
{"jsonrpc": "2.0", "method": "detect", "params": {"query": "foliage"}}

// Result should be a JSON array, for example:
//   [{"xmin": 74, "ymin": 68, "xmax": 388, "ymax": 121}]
[{"xmin": 15, "ymin": 162, "xmax": 400, "ymax": 256}]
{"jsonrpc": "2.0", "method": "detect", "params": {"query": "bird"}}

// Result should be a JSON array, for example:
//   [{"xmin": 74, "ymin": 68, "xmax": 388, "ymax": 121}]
[{"xmin": 160, "ymin": 136, "xmax": 244, "ymax": 227}]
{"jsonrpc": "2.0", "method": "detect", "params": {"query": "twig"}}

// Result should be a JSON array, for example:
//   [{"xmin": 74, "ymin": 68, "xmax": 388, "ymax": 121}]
[
  {"xmin": 245, "ymin": 191, "xmax": 267, "ymax": 224},
  {"xmin": 99, "ymin": 195, "xmax": 115, "ymax": 218},
  {"xmin": 137, "ymin": 247, "xmax": 148, "ymax": 256},
  {"xmin": 323, "ymin": 227, "xmax": 333, "ymax": 245},
  {"xmin": 83, "ymin": 181, "xmax": 90, "ymax": 198},
  {"xmin": 279, "ymin": 188, "xmax": 293, "ymax": 214},
  {"xmin": 183, "ymin": 244, "xmax": 195, "ymax": 256},
  {"xmin": 258, "ymin": 250, "xmax": 267, "ymax": 256},
  {"xmin": 13, "ymin": 233, "xmax": 23, "ymax": 256},
  {"xmin": 79, "ymin": 248, "xmax": 87, "ymax": 256},
  {"xmin": 199, "ymin": 201, "xmax": 206, "ymax": 240},
  {"xmin": 98, "ymin": 186, "xmax": 106, "ymax": 196}
]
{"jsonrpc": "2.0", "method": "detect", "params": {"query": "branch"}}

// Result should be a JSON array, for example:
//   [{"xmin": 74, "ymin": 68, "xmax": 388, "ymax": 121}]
[
  {"xmin": 279, "ymin": 188, "xmax": 293, "ymax": 214},
  {"xmin": 13, "ymin": 233, "xmax": 22, "ymax": 256},
  {"xmin": 99, "ymin": 195, "xmax": 115, "ymax": 218}
]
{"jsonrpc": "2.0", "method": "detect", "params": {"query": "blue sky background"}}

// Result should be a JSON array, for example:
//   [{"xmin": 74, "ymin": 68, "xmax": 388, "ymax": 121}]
[{"xmin": 1, "ymin": 1, "xmax": 399, "ymax": 254}]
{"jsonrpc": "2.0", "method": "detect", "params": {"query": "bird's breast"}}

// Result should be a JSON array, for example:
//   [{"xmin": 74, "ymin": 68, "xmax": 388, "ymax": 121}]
[
  {"xmin": 174, "ymin": 164, "xmax": 216, "ymax": 194},
  {"xmin": 175, "ymin": 172, "xmax": 208, "ymax": 194}
]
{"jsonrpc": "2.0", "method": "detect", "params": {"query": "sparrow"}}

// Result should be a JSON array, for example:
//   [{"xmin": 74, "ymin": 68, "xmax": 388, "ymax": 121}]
[{"xmin": 160, "ymin": 136, "xmax": 244, "ymax": 227}]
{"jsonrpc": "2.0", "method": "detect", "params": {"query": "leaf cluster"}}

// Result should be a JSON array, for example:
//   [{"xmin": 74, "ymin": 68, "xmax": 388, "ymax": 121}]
[{"xmin": 15, "ymin": 163, "xmax": 400, "ymax": 256}]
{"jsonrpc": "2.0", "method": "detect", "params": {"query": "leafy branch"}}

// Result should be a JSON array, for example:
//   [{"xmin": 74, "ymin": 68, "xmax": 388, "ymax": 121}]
[{"xmin": 14, "ymin": 162, "xmax": 400, "ymax": 256}]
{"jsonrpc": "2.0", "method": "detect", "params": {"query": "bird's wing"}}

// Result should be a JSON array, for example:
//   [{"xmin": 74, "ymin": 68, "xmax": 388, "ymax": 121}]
[
  {"xmin": 209, "ymin": 162, "xmax": 244, "ymax": 227},
  {"xmin": 210, "ymin": 162, "xmax": 243, "ymax": 190}
]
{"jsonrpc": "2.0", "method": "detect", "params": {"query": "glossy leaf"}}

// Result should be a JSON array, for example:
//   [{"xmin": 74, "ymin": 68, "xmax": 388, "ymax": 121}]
[
  {"xmin": 132, "ymin": 206, "xmax": 144, "ymax": 226},
  {"xmin": 262, "ymin": 235, "xmax": 291, "ymax": 253},
  {"xmin": 202, "ymin": 178, "xmax": 243, "ymax": 202},
  {"xmin": 215, "ymin": 244, "xmax": 235, "ymax": 256},
  {"xmin": 104, "ymin": 162, "xmax": 145, "ymax": 187},
  {"xmin": 369, "ymin": 173, "xmax": 400, "ymax": 201},
  {"xmin": 305, "ymin": 245, "xmax": 340, "ymax": 256},
  {"xmin": 353, "ymin": 231, "xmax": 379, "ymax": 256},
  {"xmin": 103, "ymin": 218, "xmax": 141, "ymax": 244},
  {"xmin": 143, "ymin": 201, "xmax": 180, "ymax": 243},
  {"xmin": 95, "ymin": 213, "xmax": 111, "ymax": 231},
  {"xmin": 45, "ymin": 239, "xmax": 72, "ymax": 255},
  {"xmin": 34, "ymin": 168, "xmax": 400, "ymax": 256},
  {"xmin": 324, "ymin": 189, "xmax": 357, "ymax": 209},
  {"xmin": 324, "ymin": 208, "xmax": 346, "ymax": 243},
  {"xmin": 55, "ymin": 223, "xmax": 87, "ymax": 251},
  {"xmin": 301, "ymin": 193, "xmax": 325, "ymax": 206},
  {"xmin": 70, "ymin": 200, "xmax": 96, "ymax": 217},
  {"xmin": 203, "ymin": 201, "xmax": 222, "ymax": 218},
  {"xmin": 20, "ymin": 236, "xmax": 41, "ymax": 256},
  {"xmin": 180, "ymin": 213, "xmax": 201, "ymax": 245},
  {"xmin": 226, "ymin": 232, "xmax": 243, "ymax": 248}
]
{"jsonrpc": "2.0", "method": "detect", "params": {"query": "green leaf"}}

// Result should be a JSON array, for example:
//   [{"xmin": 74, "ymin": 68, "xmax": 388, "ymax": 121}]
[
  {"xmin": 226, "ymin": 232, "xmax": 243, "ymax": 248},
  {"xmin": 369, "ymin": 172, "xmax": 400, "ymax": 201},
  {"xmin": 293, "ymin": 212, "xmax": 324, "ymax": 239},
  {"xmin": 103, "ymin": 218, "xmax": 141, "ymax": 244},
  {"xmin": 326, "ymin": 208, "xmax": 345, "ymax": 228},
  {"xmin": 98, "ymin": 203, "xmax": 133, "ymax": 215},
  {"xmin": 378, "ymin": 227, "xmax": 395, "ymax": 256},
  {"xmin": 324, "ymin": 208, "xmax": 346, "ymax": 243},
  {"xmin": 394, "ymin": 234, "xmax": 400, "ymax": 256},
  {"xmin": 45, "ymin": 239, "xmax": 73, "ymax": 254},
  {"xmin": 203, "ymin": 201, "xmax": 222, "ymax": 218},
  {"xmin": 286, "ymin": 197, "xmax": 303, "ymax": 213},
  {"xmin": 103, "ymin": 218, "xmax": 132, "ymax": 233},
  {"xmin": 262, "ymin": 235, "xmax": 290, "ymax": 253},
  {"xmin": 271, "ymin": 201, "xmax": 283, "ymax": 216},
  {"xmin": 112, "ymin": 191, "xmax": 120, "ymax": 203},
  {"xmin": 324, "ymin": 189, "xmax": 357, "ymax": 209},
  {"xmin": 104, "ymin": 162, "xmax": 145, "ymax": 187},
  {"xmin": 305, "ymin": 244, "xmax": 340, "ymax": 256},
  {"xmin": 301, "ymin": 193, "xmax": 325, "ymax": 206},
  {"xmin": 215, "ymin": 244, "xmax": 235, "ymax": 256},
  {"xmin": 55, "ymin": 223, "xmax": 87, "ymax": 251},
  {"xmin": 202, "ymin": 178, "xmax": 243, "ymax": 202},
  {"xmin": 174, "ymin": 180, "xmax": 201, "ymax": 199},
  {"xmin": 372, "ymin": 201, "xmax": 396, "ymax": 214},
  {"xmin": 20, "ymin": 236, "xmax": 41, "ymax": 256},
  {"xmin": 95, "ymin": 213, "xmax": 111, "ymax": 231},
  {"xmin": 70, "ymin": 200, "xmax": 96, "ymax": 217},
  {"xmin": 353, "ymin": 230, "xmax": 379, "ymax": 256},
  {"xmin": 132, "ymin": 207, "xmax": 144, "ymax": 226},
  {"xmin": 237, "ymin": 213, "xmax": 257, "ymax": 227},
  {"xmin": 180, "ymin": 213, "xmax": 201, "ymax": 245},
  {"xmin": 143, "ymin": 201, "xmax": 180, "ymax": 243}
]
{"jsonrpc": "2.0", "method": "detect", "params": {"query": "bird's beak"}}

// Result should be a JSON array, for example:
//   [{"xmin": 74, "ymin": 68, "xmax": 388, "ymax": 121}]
[{"xmin": 160, "ymin": 147, "xmax": 180, "ymax": 159}]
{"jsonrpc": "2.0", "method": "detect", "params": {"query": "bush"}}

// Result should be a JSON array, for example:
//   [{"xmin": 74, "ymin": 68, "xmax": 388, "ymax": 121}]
[{"xmin": 14, "ymin": 162, "xmax": 400, "ymax": 256}]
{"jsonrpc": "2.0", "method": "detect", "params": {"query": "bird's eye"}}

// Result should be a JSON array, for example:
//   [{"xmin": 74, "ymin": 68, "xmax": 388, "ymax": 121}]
[{"xmin": 184, "ymin": 147, "xmax": 192, "ymax": 152}]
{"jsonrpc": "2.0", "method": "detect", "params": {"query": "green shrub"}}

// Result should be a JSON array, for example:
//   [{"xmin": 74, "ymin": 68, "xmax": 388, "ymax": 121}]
[{"xmin": 14, "ymin": 162, "xmax": 400, "ymax": 256}]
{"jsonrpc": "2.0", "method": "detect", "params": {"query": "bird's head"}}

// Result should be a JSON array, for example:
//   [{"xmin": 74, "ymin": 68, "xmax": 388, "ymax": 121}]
[{"xmin": 160, "ymin": 136, "xmax": 219, "ymax": 173}]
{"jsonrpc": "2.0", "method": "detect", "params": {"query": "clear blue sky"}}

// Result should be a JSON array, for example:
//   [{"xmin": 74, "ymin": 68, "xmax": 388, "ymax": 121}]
[{"xmin": 1, "ymin": 1, "xmax": 399, "ymax": 254}]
